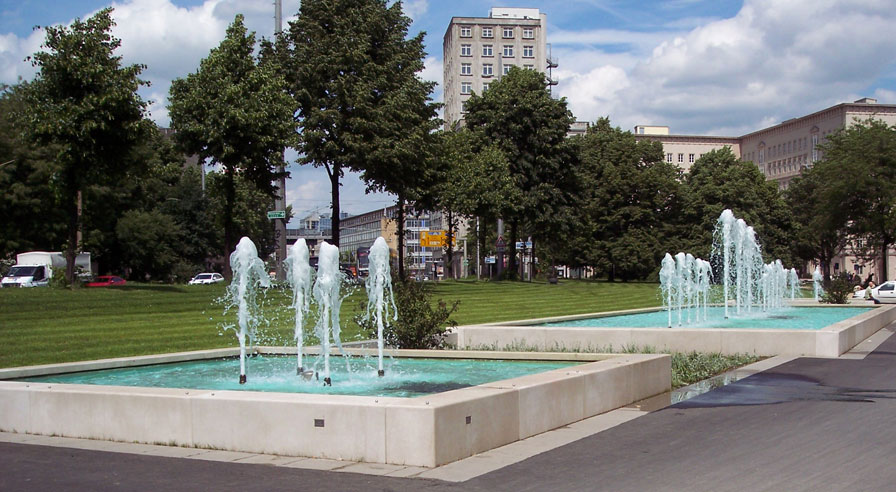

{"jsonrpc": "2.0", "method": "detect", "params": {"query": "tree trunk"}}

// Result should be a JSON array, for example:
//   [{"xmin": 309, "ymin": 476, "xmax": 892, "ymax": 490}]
[
  {"xmin": 445, "ymin": 210, "xmax": 455, "ymax": 279},
  {"xmin": 396, "ymin": 196, "xmax": 406, "ymax": 281},
  {"xmin": 327, "ymin": 163, "xmax": 341, "ymax": 247},
  {"xmin": 223, "ymin": 168, "xmax": 236, "ymax": 280},
  {"xmin": 64, "ymin": 185, "xmax": 79, "ymax": 288},
  {"xmin": 509, "ymin": 221, "xmax": 519, "ymax": 280}
]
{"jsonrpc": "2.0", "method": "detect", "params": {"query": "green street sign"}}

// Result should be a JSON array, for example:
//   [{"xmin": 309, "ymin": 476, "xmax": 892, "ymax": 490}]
[{"xmin": 267, "ymin": 211, "xmax": 286, "ymax": 220}]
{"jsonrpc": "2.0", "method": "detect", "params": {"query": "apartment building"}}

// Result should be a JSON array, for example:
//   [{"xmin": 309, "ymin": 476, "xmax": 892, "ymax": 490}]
[
  {"xmin": 635, "ymin": 98, "xmax": 896, "ymax": 187},
  {"xmin": 443, "ymin": 7, "xmax": 555, "ymax": 128},
  {"xmin": 635, "ymin": 98, "xmax": 896, "ymax": 280}
]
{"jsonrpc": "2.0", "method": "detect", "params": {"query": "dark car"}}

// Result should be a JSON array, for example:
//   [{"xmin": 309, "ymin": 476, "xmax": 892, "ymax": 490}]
[{"xmin": 85, "ymin": 276, "xmax": 127, "ymax": 287}]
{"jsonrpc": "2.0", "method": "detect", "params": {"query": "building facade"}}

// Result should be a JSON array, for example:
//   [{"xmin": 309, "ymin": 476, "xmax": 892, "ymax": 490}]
[
  {"xmin": 443, "ymin": 7, "xmax": 554, "ymax": 128},
  {"xmin": 635, "ymin": 98, "xmax": 896, "ymax": 281}
]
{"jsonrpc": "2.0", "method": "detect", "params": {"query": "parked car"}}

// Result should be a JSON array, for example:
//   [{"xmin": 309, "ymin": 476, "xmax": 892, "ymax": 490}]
[
  {"xmin": 188, "ymin": 273, "xmax": 225, "ymax": 285},
  {"xmin": 870, "ymin": 280, "xmax": 896, "ymax": 304},
  {"xmin": 85, "ymin": 276, "xmax": 126, "ymax": 287}
]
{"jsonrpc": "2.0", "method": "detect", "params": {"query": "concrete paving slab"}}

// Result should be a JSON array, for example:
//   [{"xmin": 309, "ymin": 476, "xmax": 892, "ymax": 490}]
[
  {"xmin": 234, "ymin": 454, "xmax": 306, "ymax": 466},
  {"xmin": 184, "ymin": 449, "xmax": 256, "ymax": 462},
  {"xmin": 384, "ymin": 465, "xmax": 429, "ymax": 478},
  {"xmin": 278, "ymin": 457, "xmax": 352, "ymax": 471},
  {"xmin": 335, "ymin": 461, "xmax": 407, "ymax": 475}
]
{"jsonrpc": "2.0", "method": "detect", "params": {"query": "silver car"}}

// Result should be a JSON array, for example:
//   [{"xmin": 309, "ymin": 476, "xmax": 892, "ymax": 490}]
[
  {"xmin": 870, "ymin": 280, "xmax": 896, "ymax": 303},
  {"xmin": 188, "ymin": 273, "xmax": 224, "ymax": 285}
]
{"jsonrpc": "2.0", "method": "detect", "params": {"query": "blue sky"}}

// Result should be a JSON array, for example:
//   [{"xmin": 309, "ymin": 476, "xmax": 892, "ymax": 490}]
[{"xmin": 3, "ymin": 0, "xmax": 896, "ymax": 221}]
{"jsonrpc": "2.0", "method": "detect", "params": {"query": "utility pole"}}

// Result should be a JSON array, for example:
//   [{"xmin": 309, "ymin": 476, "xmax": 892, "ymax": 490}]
[{"xmin": 273, "ymin": 0, "xmax": 287, "ymax": 281}]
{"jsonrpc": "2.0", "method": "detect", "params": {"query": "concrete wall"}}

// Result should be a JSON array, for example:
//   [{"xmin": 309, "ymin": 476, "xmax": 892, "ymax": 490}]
[
  {"xmin": 0, "ymin": 350, "xmax": 669, "ymax": 468},
  {"xmin": 455, "ymin": 305, "xmax": 896, "ymax": 358}
]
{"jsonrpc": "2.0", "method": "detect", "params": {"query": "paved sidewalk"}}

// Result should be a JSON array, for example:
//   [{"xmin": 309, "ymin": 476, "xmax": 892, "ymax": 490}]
[{"xmin": 3, "ymin": 325, "xmax": 896, "ymax": 491}]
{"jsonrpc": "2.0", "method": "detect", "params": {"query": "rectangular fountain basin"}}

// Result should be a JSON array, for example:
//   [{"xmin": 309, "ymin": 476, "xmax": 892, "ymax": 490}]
[
  {"xmin": 0, "ymin": 348, "xmax": 669, "ymax": 467},
  {"xmin": 452, "ymin": 304, "xmax": 896, "ymax": 357}
]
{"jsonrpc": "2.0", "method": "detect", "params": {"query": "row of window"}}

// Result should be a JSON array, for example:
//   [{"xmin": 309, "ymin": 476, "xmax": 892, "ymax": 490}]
[
  {"xmin": 665, "ymin": 153, "xmax": 703, "ymax": 164},
  {"xmin": 459, "ymin": 25, "xmax": 535, "ymax": 39},
  {"xmin": 460, "ymin": 44, "xmax": 535, "ymax": 58},
  {"xmin": 460, "ymin": 62, "xmax": 535, "ymax": 78}
]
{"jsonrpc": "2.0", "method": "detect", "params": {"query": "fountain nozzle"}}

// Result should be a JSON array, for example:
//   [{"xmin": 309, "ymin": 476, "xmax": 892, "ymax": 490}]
[
  {"xmin": 378, "ymin": 369, "xmax": 385, "ymax": 377},
  {"xmin": 323, "ymin": 377, "xmax": 332, "ymax": 386},
  {"xmin": 239, "ymin": 374, "xmax": 247, "ymax": 384}
]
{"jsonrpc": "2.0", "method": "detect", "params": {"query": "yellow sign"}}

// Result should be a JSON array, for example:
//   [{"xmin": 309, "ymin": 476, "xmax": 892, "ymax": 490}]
[{"xmin": 420, "ymin": 230, "xmax": 455, "ymax": 248}]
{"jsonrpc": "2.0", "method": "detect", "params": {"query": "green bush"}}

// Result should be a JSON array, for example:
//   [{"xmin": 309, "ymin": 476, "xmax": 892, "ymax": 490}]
[
  {"xmin": 671, "ymin": 351, "xmax": 761, "ymax": 388},
  {"xmin": 358, "ymin": 278, "xmax": 459, "ymax": 349},
  {"xmin": 820, "ymin": 273, "xmax": 852, "ymax": 304}
]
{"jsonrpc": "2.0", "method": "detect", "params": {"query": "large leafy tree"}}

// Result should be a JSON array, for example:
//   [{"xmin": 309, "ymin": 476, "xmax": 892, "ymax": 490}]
[
  {"xmin": 23, "ymin": 8, "xmax": 149, "ymax": 283},
  {"xmin": 433, "ymin": 129, "xmax": 519, "ymax": 278},
  {"xmin": 0, "ymin": 83, "xmax": 68, "ymax": 259},
  {"xmin": 464, "ymin": 67, "xmax": 575, "ymax": 278},
  {"xmin": 571, "ymin": 118, "xmax": 681, "ymax": 281},
  {"xmin": 169, "ymin": 15, "xmax": 295, "ymax": 277},
  {"xmin": 815, "ymin": 120, "xmax": 896, "ymax": 281},
  {"xmin": 280, "ymin": 0, "xmax": 439, "ymax": 251},
  {"xmin": 785, "ymin": 167, "xmax": 849, "ymax": 280},
  {"xmin": 679, "ymin": 147, "xmax": 794, "ymax": 264}
]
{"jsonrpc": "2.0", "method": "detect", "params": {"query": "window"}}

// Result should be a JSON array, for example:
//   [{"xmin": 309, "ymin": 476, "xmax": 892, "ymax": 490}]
[
  {"xmin": 460, "ymin": 63, "xmax": 472, "ymax": 75},
  {"xmin": 523, "ymin": 64, "xmax": 534, "ymax": 70},
  {"xmin": 482, "ymin": 63, "xmax": 493, "ymax": 76},
  {"xmin": 482, "ymin": 44, "xmax": 493, "ymax": 57},
  {"xmin": 482, "ymin": 83, "xmax": 490, "ymax": 92},
  {"xmin": 677, "ymin": 153, "xmax": 684, "ymax": 163},
  {"xmin": 482, "ymin": 27, "xmax": 493, "ymax": 38},
  {"xmin": 688, "ymin": 154, "xmax": 695, "ymax": 163},
  {"xmin": 503, "ymin": 27, "xmax": 514, "ymax": 38},
  {"xmin": 523, "ymin": 45, "xmax": 534, "ymax": 58},
  {"xmin": 461, "ymin": 82, "xmax": 472, "ymax": 94},
  {"xmin": 461, "ymin": 100, "xmax": 469, "ymax": 113},
  {"xmin": 812, "ymin": 134, "xmax": 819, "ymax": 162},
  {"xmin": 460, "ymin": 44, "xmax": 471, "ymax": 56},
  {"xmin": 460, "ymin": 26, "xmax": 471, "ymax": 37},
  {"xmin": 503, "ymin": 45, "xmax": 514, "ymax": 57},
  {"xmin": 523, "ymin": 27, "xmax": 534, "ymax": 39},
  {"xmin": 666, "ymin": 153, "xmax": 673, "ymax": 163},
  {"xmin": 503, "ymin": 64, "xmax": 513, "ymax": 75}
]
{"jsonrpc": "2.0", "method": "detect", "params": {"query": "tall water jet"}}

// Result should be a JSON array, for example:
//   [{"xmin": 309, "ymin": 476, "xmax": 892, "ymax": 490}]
[
  {"xmin": 789, "ymin": 268, "xmax": 800, "ymax": 300},
  {"xmin": 225, "ymin": 237, "xmax": 270, "ymax": 384},
  {"xmin": 813, "ymin": 266, "xmax": 824, "ymax": 301},
  {"xmin": 364, "ymin": 237, "xmax": 397, "ymax": 377},
  {"xmin": 659, "ymin": 254, "xmax": 676, "ymax": 328},
  {"xmin": 285, "ymin": 239, "xmax": 313, "ymax": 375},
  {"xmin": 715, "ymin": 210, "xmax": 735, "ymax": 318},
  {"xmin": 313, "ymin": 242, "xmax": 347, "ymax": 386}
]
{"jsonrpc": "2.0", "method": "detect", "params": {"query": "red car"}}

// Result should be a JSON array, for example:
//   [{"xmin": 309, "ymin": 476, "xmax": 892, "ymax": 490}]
[{"xmin": 85, "ymin": 276, "xmax": 127, "ymax": 287}]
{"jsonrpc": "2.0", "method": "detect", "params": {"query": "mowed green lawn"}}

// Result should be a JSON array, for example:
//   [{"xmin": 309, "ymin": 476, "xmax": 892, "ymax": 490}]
[{"xmin": 0, "ymin": 279, "xmax": 662, "ymax": 368}]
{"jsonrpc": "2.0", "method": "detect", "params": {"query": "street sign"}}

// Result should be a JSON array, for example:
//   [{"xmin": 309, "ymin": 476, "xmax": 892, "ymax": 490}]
[
  {"xmin": 267, "ymin": 210, "xmax": 286, "ymax": 220},
  {"xmin": 420, "ymin": 230, "xmax": 448, "ymax": 248},
  {"xmin": 496, "ymin": 235, "xmax": 506, "ymax": 253},
  {"xmin": 485, "ymin": 256, "xmax": 496, "ymax": 264}
]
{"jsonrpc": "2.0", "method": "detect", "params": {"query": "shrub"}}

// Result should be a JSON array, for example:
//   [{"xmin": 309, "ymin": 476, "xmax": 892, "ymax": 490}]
[
  {"xmin": 671, "ymin": 351, "xmax": 761, "ymax": 388},
  {"xmin": 358, "ymin": 278, "xmax": 459, "ymax": 349},
  {"xmin": 820, "ymin": 273, "xmax": 852, "ymax": 304}
]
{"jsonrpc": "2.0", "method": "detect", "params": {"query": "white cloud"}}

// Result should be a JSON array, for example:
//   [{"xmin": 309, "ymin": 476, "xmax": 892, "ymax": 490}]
[
  {"xmin": 556, "ymin": 0, "xmax": 896, "ymax": 135},
  {"xmin": 401, "ymin": 0, "xmax": 429, "ymax": 22}
]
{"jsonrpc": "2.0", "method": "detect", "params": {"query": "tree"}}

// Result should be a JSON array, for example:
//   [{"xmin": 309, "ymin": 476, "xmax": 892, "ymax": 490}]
[
  {"xmin": 23, "ymin": 8, "xmax": 149, "ymax": 283},
  {"xmin": 433, "ymin": 129, "xmax": 519, "ymax": 278},
  {"xmin": 815, "ymin": 119, "xmax": 896, "ymax": 282},
  {"xmin": 0, "ymin": 83, "xmax": 68, "ymax": 258},
  {"xmin": 464, "ymin": 67, "xmax": 575, "ymax": 278},
  {"xmin": 169, "ymin": 15, "xmax": 295, "ymax": 277},
  {"xmin": 280, "ymin": 0, "xmax": 439, "ymax": 256},
  {"xmin": 571, "ymin": 118, "xmax": 682, "ymax": 281},
  {"xmin": 679, "ymin": 147, "xmax": 794, "ymax": 264},
  {"xmin": 785, "ymin": 167, "xmax": 849, "ymax": 281}
]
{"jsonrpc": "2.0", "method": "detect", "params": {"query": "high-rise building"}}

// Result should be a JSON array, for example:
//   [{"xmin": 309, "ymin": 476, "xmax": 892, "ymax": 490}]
[{"xmin": 443, "ymin": 7, "xmax": 555, "ymax": 128}]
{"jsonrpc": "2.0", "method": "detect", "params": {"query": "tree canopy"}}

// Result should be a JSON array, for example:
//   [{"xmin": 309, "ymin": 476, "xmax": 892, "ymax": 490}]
[
  {"xmin": 280, "ymin": 0, "xmax": 438, "ymax": 252},
  {"xmin": 169, "ymin": 15, "xmax": 295, "ymax": 276},
  {"xmin": 23, "ymin": 8, "xmax": 149, "ymax": 283}
]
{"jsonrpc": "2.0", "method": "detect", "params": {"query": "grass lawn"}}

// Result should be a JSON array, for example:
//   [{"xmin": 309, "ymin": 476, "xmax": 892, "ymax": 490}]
[{"xmin": 0, "ymin": 279, "xmax": 662, "ymax": 368}]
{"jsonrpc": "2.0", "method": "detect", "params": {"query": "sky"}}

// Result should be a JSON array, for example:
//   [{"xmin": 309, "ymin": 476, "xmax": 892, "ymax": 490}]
[{"xmin": 3, "ymin": 0, "xmax": 896, "ymax": 224}]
